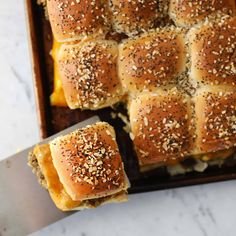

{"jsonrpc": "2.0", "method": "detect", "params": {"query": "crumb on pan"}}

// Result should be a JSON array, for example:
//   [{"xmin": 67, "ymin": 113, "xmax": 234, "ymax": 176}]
[
  {"xmin": 37, "ymin": 0, "xmax": 48, "ymax": 19},
  {"xmin": 117, "ymin": 113, "xmax": 131, "ymax": 133},
  {"xmin": 110, "ymin": 111, "xmax": 131, "ymax": 133},
  {"xmin": 37, "ymin": 0, "xmax": 46, "ymax": 6}
]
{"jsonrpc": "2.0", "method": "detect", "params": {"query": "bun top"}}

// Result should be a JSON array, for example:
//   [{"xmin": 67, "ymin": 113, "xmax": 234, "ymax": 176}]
[
  {"xmin": 47, "ymin": 0, "xmax": 108, "ymax": 42},
  {"xmin": 119, "ymin": 28, "xmax": 186, "ymax": 94},
  {"xmin": 189, "ymin": 15, "xmax": 236, "ymax": 86},
  {"xmin": 50, "ymin": 122, "xmax": 128, "ymax": 201},
  {"xmin": 58, "ymin": 39, "xmax": 124, "ymax": 109},
  {"xmin": 109, "ymin": 0, "xmax": 164, "ymax": 36},
  {"xmin": 194, "ymin": 86, "xmax": 236, "ymax": 153},
  {"xmin": 129, "ymin": 89, "xmax": 194, "ymax": 166},
  {"xmin": 169, "ymin": 0, "xmax": 236, "ymax": 27}
]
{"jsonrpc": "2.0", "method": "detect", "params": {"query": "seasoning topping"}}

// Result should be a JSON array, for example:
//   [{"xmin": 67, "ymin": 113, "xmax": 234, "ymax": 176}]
[{"xmin": 51, "ymin": 123, "xmax": 124, "ymax": 191}]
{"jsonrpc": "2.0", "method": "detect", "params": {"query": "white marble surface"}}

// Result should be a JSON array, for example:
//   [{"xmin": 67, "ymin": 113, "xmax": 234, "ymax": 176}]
[{"xmin": 1, "ymin": 1, "xmax": 236, "ymax": 236}]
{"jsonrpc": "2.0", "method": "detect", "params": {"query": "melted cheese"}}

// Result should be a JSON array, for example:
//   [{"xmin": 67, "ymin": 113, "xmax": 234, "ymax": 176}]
[
  {"xmin": 142, "ymin": 148, "xmax": 235, "ymax": 173},
  {"xmin": 50, "ymin": 39, "xmax": 67, "ymax": 107},
  {"xmin": 33, "ymin": 144, "xmax": 82, "ymax": 211},
  {"xmin": 197, "ymin": 148, "xmax": 235, "ymax": 161}
]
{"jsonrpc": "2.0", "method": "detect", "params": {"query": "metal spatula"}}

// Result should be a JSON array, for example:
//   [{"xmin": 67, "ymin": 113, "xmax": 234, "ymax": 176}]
[{"xmin": 0, "ymin": 116, "xmax": 100, "ymax": 236}]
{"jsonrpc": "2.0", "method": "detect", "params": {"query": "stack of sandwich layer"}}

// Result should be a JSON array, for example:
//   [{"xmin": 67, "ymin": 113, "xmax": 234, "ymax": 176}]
[{"xmin": 29, "ymin": 122, "xmax": 130, "ymax": 210}]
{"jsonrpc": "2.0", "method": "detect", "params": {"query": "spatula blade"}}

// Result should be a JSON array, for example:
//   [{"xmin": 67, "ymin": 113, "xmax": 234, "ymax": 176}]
[{"xmin": 0, "ymin": 116, "xmax": 100, "ymax": 236}]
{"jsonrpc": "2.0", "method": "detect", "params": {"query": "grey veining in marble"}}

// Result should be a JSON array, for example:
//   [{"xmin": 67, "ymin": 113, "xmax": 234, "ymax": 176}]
[{"xmin": 0, "ymin": 1, "xmax": 236, "ymax": 236}]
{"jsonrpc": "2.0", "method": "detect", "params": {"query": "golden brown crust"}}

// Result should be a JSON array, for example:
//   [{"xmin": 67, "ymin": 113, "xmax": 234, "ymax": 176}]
[
  {"xmin": 169, "ymin": 0, "xmax": 236, "ymax": 27},
  {"xmin": 194, "ymin": 86, "xmax": 236, "ymax": 154},
  {"xmin": 129, "ymin": 89, "xmax": 194, "ymax": 166},
  {"xmin": 189, "ymin": 16, "xmax": 236, "ymax": 86},
  {"xmin": 58, "ymin": 39, "xmax": 124, "ymax": 109},
  {"xmin": 46, "ymin": 0, "xmax": 108, "ymax": 42},
  {"xmin": 118, "ymin": 29, "xmax": 186, "ymax": 94},
  {"xmin": 50, "ymin": 122, "xmax": 128, "ymax": 201},
  {"xmin": 109, "ymin": 0, "xmax": 163, "ymax": 36}
]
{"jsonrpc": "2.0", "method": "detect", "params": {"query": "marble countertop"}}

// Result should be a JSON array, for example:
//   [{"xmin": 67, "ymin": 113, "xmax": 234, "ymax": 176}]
[{"xmin": 1, "ymin": 1, "xmax": 236, "ymax": 236}]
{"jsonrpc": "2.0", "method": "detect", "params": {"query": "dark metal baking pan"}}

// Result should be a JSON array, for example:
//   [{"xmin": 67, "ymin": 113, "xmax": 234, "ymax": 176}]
[{"xmin": 25, "ymin": 0, "xmax": 236, "ymax": 194}]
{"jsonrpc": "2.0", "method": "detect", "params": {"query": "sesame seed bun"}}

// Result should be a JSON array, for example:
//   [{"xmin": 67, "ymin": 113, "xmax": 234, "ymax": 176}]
[
  {"xmin": 194, "ymin": 86, "xmax": 236, "ymax": 154},
  {"xmin": 109, "ymin": 0, "xmax": 164, "ymax": 36},
  {"xmin": 189, "ymin": 15, "xmax": 236, "ymax": 86},
  {"xmin": 50, "ymin": 122, "xmax": 129, "ymax": 201},
  {"xmin": 169, "ymin": 0, "xmax": 236, "ymax": 27},
  {"xmin": 57, "ymin": 39, "xmax": 124, "ymax": 109},
  {"xmin": 29, "ymin": 142, "xmax": 128, "ymax": 211},
  {"xmin": 46, "ymin": 0, "xmax": 108, "ymax": 42},
  {"xmin": 118, "ymin": 29, "xmax": 186, "ymax": 94},
  {"xmin": 129, "ymin": 89, "xmax": 194, "ymax": 167}
]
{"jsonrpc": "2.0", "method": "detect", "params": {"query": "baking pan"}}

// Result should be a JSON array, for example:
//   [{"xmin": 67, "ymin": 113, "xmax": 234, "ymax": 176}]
[{"xmin": 25, "ymin": 0, "xmax": 236, "ymax": 194}]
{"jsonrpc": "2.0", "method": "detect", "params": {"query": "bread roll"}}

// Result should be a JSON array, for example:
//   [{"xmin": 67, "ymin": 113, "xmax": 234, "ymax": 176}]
[
  {"xmin": 129, "ymin": 89, "xmax": 194, "ymax": 168},
  {"xmin": 50, "ymin": 122, "xmax": 129, "ymax": 201},
  {"xmin": 58, "ymin": 39, "xmax": 124, "ymax": 109},
  {"xmin": 189, "ymin": 15, "xmax": 236, "ymax": 87},
  {"xmin": 169, "ymin": 0, "xmax": 236, "ymax": 27},
  {"xmin": 118, "ymin": 29, "xmax": 186, "ymax": 94},
  {"xmin": 109, "ymin": 0, "xmax": 164, "ymax": 36},
  {"xmin": 194, "ymin": 86, "xmax": 236, "ymax": 154},
  {"xmin": 47, "ymin": 0, "xmax": 108, "ymax": 42},
  {"xmin": 29, "ymin": 122, "xmax": 129, "ymax": 210}
]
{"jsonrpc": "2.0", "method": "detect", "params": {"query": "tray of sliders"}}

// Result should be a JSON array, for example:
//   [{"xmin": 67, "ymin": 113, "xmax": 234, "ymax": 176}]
[{"xmin": 25, "ymin": 0, "xmax": 236, "ymax": 202}]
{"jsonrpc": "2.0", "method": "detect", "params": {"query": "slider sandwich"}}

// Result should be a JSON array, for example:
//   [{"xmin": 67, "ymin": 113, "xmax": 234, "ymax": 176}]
[
  {"xmin": 169, "ymin": 0, "xmax": 235, "ymax": 27},
  {"xmin": 109, "ymin": 0, "xmax": 165, "ymax": 36},
  {"xmin": 28, "ymin": 122, "xmax": 129, "ymax": 211},
  {"xmin": 57, "ymin": 39, "xmax": 124, "ymax": 109},
  {"xmin": 118, "ymin": 28, "xmax": 186, "ymax": 94},
  {"xmin": 47, "ymin": 0, "xmax": 109, "ymax": 42}
]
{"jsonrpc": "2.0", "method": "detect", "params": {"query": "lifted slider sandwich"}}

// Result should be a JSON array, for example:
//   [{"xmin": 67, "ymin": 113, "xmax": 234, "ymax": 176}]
[{"xmin": 28, "ymin": 122, "xmax": 129, "ymax": 211}]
